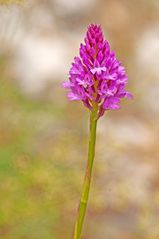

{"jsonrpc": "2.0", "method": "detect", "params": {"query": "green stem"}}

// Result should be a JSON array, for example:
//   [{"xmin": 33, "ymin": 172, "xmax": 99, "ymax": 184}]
[{"xmin": 73, "ymin": 105, "xmax": 98, "ymax": 239}]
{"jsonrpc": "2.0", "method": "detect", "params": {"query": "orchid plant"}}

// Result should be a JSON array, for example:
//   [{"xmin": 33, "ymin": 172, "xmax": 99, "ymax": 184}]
[{"xmin": 63, "ymin": 24, "xmax": 132, "ymax": 239}]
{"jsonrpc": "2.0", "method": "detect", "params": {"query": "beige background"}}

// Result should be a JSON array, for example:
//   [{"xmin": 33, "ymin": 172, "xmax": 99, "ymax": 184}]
[{"xmin": 0, "ymin": 0, "xmax": 159, "ymax": 238}]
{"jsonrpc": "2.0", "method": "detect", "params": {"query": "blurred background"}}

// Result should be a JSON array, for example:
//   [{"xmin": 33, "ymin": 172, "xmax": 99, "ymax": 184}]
[{"xmin": 0, "ymin": 0, "xmax": 159, "ymax": 238}]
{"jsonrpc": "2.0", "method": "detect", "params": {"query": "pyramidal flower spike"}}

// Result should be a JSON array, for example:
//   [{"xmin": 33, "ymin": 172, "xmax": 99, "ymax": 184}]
[
  {"xmin": 63, "ymin": 24, "xmax": 133, "ymax": 239},
  {"xmin": 63, "ymin": 24, "xmax": 132, "ymax": 118}
]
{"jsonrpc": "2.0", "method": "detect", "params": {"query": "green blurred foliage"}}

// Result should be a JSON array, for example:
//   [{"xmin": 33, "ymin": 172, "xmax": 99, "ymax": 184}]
[
  {"xmin": 0, "ymin": 60, "xmax": 79, "ymax": 238},
  {"xmin": 0, "ymin": 0, "xmax": 23, "ymax": 4}
]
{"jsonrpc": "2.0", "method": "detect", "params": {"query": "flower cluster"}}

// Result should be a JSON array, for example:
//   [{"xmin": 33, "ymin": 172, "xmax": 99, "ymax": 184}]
[{"xmin": 63, "ymin": 24, "xmax": 132, "ymax": 117}]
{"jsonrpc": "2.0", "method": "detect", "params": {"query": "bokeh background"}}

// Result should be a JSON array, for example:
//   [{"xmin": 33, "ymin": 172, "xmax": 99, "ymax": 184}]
[{"xmin": 0, "ymin": 0, "xmax": 159, "ymax": 238}]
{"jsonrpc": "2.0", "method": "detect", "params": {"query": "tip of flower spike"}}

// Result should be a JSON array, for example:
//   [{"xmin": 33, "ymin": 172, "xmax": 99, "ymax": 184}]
[
  {"xmin": 88, "ymin": 23, "xmax": 101, "ymax": 29},
  {"xmin": 87, "ymin": 24, "xmax": 102, "ymax": 34}
]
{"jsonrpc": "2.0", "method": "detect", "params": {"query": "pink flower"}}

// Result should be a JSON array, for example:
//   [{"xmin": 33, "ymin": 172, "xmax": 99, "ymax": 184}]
[{"xmin": 63, "ymin": 24, "xmax": 133, "ymax": 117}]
